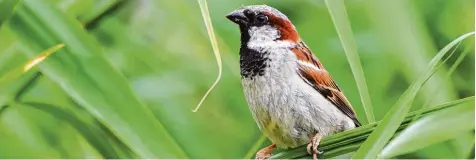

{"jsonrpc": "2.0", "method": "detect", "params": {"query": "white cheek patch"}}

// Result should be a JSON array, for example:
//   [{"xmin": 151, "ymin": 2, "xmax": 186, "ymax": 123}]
[
  {"xmin": 249, "ymin": 25, "xmax": 280, "ymax": 42},
  {"xmin": 247, "ymin": 25, "xmax": 296, "ymax": 53}
]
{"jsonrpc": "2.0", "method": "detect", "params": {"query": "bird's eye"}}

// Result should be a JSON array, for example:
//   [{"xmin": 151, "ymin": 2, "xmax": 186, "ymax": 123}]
[{"xmin": 256, "ymin": 15, "xmax": 268, "ymax": 23}]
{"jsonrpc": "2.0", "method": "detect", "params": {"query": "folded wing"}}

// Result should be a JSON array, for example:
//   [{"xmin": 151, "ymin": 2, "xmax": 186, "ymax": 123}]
[{"xmin": 292, "ymin": 42, "xmax": 361, "ymax": 127}]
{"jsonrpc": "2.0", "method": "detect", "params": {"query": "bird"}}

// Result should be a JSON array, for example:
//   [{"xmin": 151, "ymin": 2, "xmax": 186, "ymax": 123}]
[{"xmin": 225, "ymin": 5, "xmax": 361, "ymax": 160}]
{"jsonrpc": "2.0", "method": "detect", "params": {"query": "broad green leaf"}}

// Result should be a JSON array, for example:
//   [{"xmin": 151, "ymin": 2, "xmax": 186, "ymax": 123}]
[
  {"xmin": 379, "ymin": 100, "xmax": 475, "ymax": 158},
  {"xmin": 0, "ymin": 129, "xmax": 38, "ymax": 158},
  {"xmin": 324, "ymin": 0, "xmax": 375, "ymax": 123},
  {"xmin": 270, "ymin": 96, "xmax": 474, "ymax": 159},
  {"xmin": 1, "ymin": 102, "xmax": 104, "ymax": 158},
  {"xmin": 0, "ymin": 103, "xmax": 61, "ymax": 158},
  {"xmin": 0, "ymin": 0, "xmax": 19, "ymax": 29},
  {"xmin": 19, "ymin": 74, "xmax": 135, "ymax": 158},
  {"xmin": 23, "ymin": 102, "xmax": 133, "ymax": 159},
  {"xmin": 352, "ymin": 32, "xmax": 475, "ymax": 159},
  {"xmin": 8, "ymin": 0, "xmax": 187, "ymax": 158}
]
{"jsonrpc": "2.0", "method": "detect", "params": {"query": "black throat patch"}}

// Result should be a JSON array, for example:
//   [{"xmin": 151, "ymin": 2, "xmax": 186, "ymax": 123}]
[
  {"xmin": 238, "ymin": 25, "xmax": 270, "ymax": 79},
  {"xmin": 239, "ymin": 46, "xmax": 269, "ymax": 79}
]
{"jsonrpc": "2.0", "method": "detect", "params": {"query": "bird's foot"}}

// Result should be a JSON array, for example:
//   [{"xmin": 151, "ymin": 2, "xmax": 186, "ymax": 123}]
[
  {"xmin": 307, "ymin": 133, "xmax": 323, "ymax": 160},
  {"xmin": 255, "ymin": 152, "xmax": 272, "ymax": 160},
  {"xmin": 255, "ymin": 144, "xmax": 276, "ymax": 160}
]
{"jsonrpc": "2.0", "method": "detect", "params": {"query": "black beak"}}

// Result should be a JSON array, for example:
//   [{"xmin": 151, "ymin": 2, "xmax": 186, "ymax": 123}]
[{"xmin": 226, "ymin": 9, "xmax": 248, "ymax": 25}]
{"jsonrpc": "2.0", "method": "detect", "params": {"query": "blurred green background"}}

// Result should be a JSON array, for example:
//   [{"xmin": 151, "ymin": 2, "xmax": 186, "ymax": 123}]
[{"xmin": 0, "ymin": 0, "xmax": 474, "ymax": 159}]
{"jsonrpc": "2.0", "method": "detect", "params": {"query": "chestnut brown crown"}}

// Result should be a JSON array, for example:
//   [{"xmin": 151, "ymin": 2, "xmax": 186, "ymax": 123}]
[{"xmin": 226, "ymin": 5, "xmax": 300, "ymax": 42}]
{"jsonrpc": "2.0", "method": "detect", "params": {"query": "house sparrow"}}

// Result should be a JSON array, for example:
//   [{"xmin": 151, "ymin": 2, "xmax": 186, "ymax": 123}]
[{"xmin": 226, "ymin": 5, "xmax": 361, "ymax": 160}]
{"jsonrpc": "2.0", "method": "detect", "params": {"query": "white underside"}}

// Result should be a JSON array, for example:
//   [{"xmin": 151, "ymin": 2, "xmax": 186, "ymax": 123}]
[{"xmin": 242, "ymin": 26, "xmax": 355, "ymax": 148}]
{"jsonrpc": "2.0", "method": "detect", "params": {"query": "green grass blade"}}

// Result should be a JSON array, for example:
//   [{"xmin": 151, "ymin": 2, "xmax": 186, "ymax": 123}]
[
  {"xmin": 324, "ymin": 0, "xmax": 375, "ymax": 123},
  {"xmin": 351, "ymin": 32, "xmax": 474, "ymax": 159},
  {"xmin": 421, "ymin": 45, "xmax": 468, "ymax": 109},
  {"xmin": 379, "ymin": 99, "xmax": 475, "ymax": 158},
  {"xmin": 8, "ymin": 0, "xmax": 187, "ymax": 158},
  {"xmin": 193, "ymin": 0, "xmax": 223, "ymax": 112},
  {"xmin": 270, "ymin": 96, "xmax": 474, "ymax": 159},
  {"xmin": 0, "ymin": 0, "xmax": 19, "ymax": 29}
]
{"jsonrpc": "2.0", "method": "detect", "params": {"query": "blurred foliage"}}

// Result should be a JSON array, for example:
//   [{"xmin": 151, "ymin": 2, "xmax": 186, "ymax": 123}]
[{"xmin": 0, "ymin": 0, "xmax": 474, "ymax": 159}]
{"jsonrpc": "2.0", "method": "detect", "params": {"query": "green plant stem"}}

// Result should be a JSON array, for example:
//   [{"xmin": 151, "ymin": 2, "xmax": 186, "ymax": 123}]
[{"xmin": 270, "ymin": 96, "xmax": 474, "ymax": 159}]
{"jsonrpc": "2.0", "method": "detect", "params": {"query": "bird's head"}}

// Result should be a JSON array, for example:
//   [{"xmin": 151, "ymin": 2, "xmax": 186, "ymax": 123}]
[{"xmin": 226, "ymin": 5, "xmax": 300, "ymax": 49}]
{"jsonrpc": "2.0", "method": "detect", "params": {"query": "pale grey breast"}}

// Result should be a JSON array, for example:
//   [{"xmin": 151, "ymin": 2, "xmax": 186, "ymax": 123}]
[{"xmin": 241, "ymin": 47, "xmax": 356, "ymax": 148}]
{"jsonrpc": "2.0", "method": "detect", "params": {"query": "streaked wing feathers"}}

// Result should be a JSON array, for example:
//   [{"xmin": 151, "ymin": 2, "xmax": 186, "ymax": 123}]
[{"xmin": 292, "ymin": 42, "xmax": 361, "ymax": 127}]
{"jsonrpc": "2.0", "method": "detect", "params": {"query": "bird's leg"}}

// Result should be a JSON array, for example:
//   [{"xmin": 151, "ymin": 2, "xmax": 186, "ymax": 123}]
[
  {"xmin": 307, "ymin": 133, "xmax": 323, "ymax": 160},
  {"xmin": 255, "ymin": 144, "xmax": 276, "ymax": 160}
]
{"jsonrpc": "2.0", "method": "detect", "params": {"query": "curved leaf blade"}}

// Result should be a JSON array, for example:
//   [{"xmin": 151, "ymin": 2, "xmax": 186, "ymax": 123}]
[
  {"xmin": 352, "ymin": 32, "xmax": 475, "ymax": 159},
  {"xmin": 193, "ymin": 0, "xmax": 223, "ymax": 112},
  {"xmin": 379, "ymin": 100, "xmax": 475, "ymax": 158},
  {"xmin": 22, "ymin": 102, "xmax": 133, "ymax": 159}
]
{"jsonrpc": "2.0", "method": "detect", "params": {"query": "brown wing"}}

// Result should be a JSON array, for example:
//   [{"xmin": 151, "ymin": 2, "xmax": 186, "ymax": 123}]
[{"xmin": 292, "ymin": 42, "xmax": 361, "ymax": 127}]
